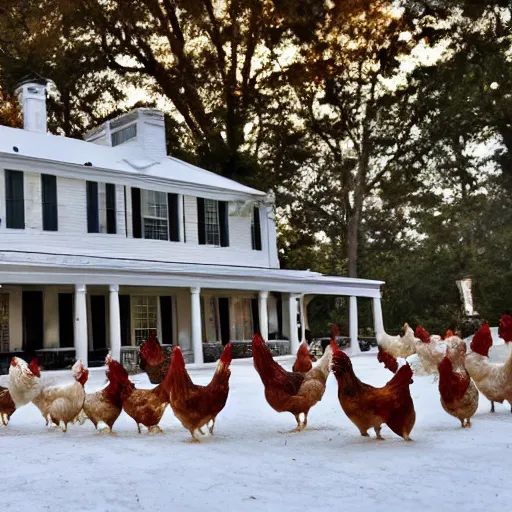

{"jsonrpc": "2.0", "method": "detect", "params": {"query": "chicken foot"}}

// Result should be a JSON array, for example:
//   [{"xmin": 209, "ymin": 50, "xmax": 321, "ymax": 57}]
[
  {"xmin": 460, "ymin": 418, "xmax": 472, "ymax": 428},
  {"xmin": 149, "ymin": 425, "xmax": 163, "ymax": 434},
  {"xmin": 189, "ymin": 430, "xmax": 200, "ymax": 443},
  {"xmin": 374, "ymin": 426, "xmax": 384, "ymax": 440},
  {"xmin": 208, "ymin": 419, "xmax": 216, "ymax": 435}
]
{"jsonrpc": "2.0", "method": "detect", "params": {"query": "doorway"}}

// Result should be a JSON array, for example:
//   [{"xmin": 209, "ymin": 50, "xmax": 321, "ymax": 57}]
[
  {"xmin": 22, "ymin": 291, "xmax": 44, "ymax": 352},
  {"xmin": 90, "ymin": 295, "xmax": 107, "ymax": 350},
  {"xmin": 218, "ymin": 298, "xmax": 230, "ymax": 345}
]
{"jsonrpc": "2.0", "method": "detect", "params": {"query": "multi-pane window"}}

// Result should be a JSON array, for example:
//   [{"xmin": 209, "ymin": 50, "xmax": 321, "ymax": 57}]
[
  {"xmin": 87, "ymin": 181, "xmax": 116, "ymax": 234},
  {"xmin": 141, "ymin": 190, "xmax": 168, "ymax": 240},
  {"xmin": 132, "ymin": 296, "xmax": 158, "ymax": 346},
  {"xmin": 233, "ymin": 298, "xmax": 253, "ymax": 340},
  {"xmin": 0, "ymin": 294, "xmax": 9, "ymax": 353},
  {"xmin": 111, "ymin": 123, "xmax": 137, "ymax": 146},
  {"xmin": 204, "ymin": 199, "xmax": 220, "ymax": 246}
]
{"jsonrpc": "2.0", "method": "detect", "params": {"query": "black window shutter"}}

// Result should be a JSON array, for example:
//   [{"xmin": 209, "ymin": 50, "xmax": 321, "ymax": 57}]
[
  {"xmin": 159, "ymin": 296, "xmax": 173, "ymax": 344},
  {"xmin": 168, "ymin": 193, "xmax": 179, "ymax": 242},
  {"xmin": 252, "ymin": 206, "xmax": 262, "ymax": 251},
  {"xmin": 105, "ymin": 183, "xmax": 117, "ymax": 234},
  {"xmin": 41, "ymin": 174, "xmax": 58, "ymax": 231},
  {"xmin": 119, "ymin": 295, "xmax": 131, "ymax": 346},
  {"xmin": 219, "ymin": 201, "xmax": 230, "ymax": 247},
  {"xmin": 131, "ymin": 187, "xmax": 142, "ymax": 238},
  {"xmin": 5, "ymin": 170, "xmax": 25, "ymax": 229},
  {"xmin": 86, "ymin": 181, "xmax": 99, "ymax": 233},
  {"xmin": 251, "ymin": 298, "xmax": 260, "ymax": 335},
  {"xmin": 197, "ymin": 197, "xmax": 206, "ymax": 245}
]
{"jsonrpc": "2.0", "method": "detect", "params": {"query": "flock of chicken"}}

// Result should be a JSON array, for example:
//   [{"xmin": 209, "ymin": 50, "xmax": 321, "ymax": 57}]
[{"xmin": 0, "ymin": 315, "xmax": 511, "ymax": 442}]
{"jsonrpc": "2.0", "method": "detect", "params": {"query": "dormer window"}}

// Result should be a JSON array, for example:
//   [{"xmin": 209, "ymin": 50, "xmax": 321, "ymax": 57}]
[{"xmin": 111, "ymin": 123, "xmax": 137, "ymax": 147}]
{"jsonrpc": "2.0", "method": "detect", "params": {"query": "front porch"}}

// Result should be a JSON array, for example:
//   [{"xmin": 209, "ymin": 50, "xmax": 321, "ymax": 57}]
[{"xmin": 0, "ymin": 256, "xmax": 384, "ymax": 372}]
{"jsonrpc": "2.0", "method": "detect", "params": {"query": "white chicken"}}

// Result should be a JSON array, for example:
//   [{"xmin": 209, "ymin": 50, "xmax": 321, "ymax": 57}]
[
  {"xmin": 412, "ymin": 325, "xmax": 449, "ymax": 376},
  {"xmin": 465, "ymin": 320, "xmax": 512, "ymax": 413},
  {"xmin": 377, "ymin": 323, "xmax": 417, "ymax": 359},
  {"xmin": 32, "ymin": 360, "xmax": 89, "ymax": 431},
  {"xmin": 8, "ymin": 357, "xmax": 43, "ymax": 408}
]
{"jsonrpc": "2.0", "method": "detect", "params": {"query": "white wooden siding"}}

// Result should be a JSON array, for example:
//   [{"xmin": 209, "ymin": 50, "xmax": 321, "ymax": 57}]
[
  {"xmin": 24, "ymin": 172, "xmax": 42, "ymax": 230},
  {"xmin": 0, "ymin": 171, "xmax": 276, "ymax": 268},
  {"xmin": 183, "ymin": 195, "xmax": 198, "ymax": 245}
]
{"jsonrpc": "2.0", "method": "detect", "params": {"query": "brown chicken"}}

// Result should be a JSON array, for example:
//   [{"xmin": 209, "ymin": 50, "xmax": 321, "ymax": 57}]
[
  {"xmin": 108, "ymin": 357, "xmax": 172, "ymax": 433},
  {"xmin": 292, "ymin": 342, "xmax": 316, "ymax": 373},
  {"xmin": 81, "ymin": 354, "xmax": 124, "ymax": 432},
  {"xmin": 139, "ymin": 331, "xmax": 172, "ymax": 385},
  {"xmin": 168, "ymin": 343, "xmax": 232, "ymax": 442},
  {"xmin": 0, "ymin": 386, "xmax": 16, "ymax": 426},
  {"xmin": 438, "ymin": 338, "xmax": 479, "ymax": 428},
  {"xmin": 252, "ymin": 333, "xmax": 332, "ymax": 431},
  {"xmin": 331, "ymin": 340, "xmax": 415, "ymax": 441}
]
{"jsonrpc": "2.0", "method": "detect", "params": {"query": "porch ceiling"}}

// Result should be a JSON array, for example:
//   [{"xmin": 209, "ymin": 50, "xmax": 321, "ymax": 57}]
[{"xmin": 0, "ymin": 254, "xmax": 383, "ymax": 298}]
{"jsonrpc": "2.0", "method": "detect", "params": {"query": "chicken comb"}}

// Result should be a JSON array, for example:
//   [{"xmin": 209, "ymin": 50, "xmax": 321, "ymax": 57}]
[
  {"xmin": 28, "ymin": 358, "xmax": 41, "ymax": 378},
  {"xmin": 415, "ymin": 325, "xmax": 430, "ymax": 344},
  {"xmin": 470, "ymin": 322, "xmax": 493, "ymax": 357},
  {"xmin": 377, "ymin": 346, "xmax": 398, "ymax": 373},
  {"xmin": 443, "ymin": 329, "xmax": 456, "ymax": 340},
  {"xmin": 220, "ymin": 342, "xmax": 233, "ymax": 365},
  {"xmin": 498, "ymin": 314, "xmax": 512, "ymax": 343},
  {"xmin": 330, "ymin": 324, "xmax": 340, "ymax": 339}
]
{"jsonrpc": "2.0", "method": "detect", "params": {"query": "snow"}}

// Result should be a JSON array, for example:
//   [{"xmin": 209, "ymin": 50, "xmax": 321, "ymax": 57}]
[{"xmin": 1, "ymin": 351, "xmax": 511, "ymax": 512}]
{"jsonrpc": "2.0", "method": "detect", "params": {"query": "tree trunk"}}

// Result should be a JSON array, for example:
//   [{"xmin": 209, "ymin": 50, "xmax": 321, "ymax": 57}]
[{"xmin": 347, "ymin": 211, "xmax": 359, "ymax": 278}]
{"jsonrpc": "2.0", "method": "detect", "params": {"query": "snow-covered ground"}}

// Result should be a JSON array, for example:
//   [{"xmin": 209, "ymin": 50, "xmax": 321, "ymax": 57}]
[{"xmin": 1, "ymin": 351, "xmax": 511, "ymax": 512}]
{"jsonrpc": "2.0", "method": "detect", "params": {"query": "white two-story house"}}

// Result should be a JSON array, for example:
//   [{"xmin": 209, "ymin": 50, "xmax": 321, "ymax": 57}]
[{"xmin": 0, "ymin": 80, "xmax": 385, "ymax": 370}]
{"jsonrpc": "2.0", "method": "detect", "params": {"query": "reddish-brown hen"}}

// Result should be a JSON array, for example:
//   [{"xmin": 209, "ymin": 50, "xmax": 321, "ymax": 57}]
[
  {"xmin": 109, "ymin": 357, "xmax": 172, "ymax": 433},
  {"xmin": 82, "ymin": 354, "xmax": 124, "ymax": 432},
  {"xmin": 438, "ymin": 338, "xmax": 478, "ymax": 428},
  {"xmin": 332, "ymin": 340, "xmax": 415, "ymax": 441},
  {"xmin": 0, "ymin": 386, "xmax": 16, "ymax": 426},
  {"xmin": 139, "ymin": 331, "xmax": 172, "ymax": 384},
  {"xmin": 169, "ymin": 343, "xmax": 232, "ymax": 442},
  {"xmin": 292, "ymin": 342, "xmax": 315, "ymax": 373},
  {"xmin": 252, "ymin": 333, "xmax": 332, "ymax": 431}
]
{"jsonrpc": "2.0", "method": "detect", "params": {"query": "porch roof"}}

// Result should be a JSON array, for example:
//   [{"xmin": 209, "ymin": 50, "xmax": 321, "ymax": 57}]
[{"xmin": 0, "ymin": 251, "xmax": 383, "ymax": 298}]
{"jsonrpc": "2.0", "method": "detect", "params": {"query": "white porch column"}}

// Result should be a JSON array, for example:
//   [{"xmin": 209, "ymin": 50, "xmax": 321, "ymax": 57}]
[
  {"xmin": 258, "ymin": 291, "xmax": 269, "ymax": 341},
  {"xmin": 109, "ymin": 285, "xmax": 121, "ymax": 362},
  {"xmin": 288, "ymin": 293, "xmax": 299, "ymax": 354},
  {"xmin": 299, "ymin": 294, "xmax": 306, "ymax": 342},
  {"xmin": 372, "ymin": 297, "xmax": 384, "ymax": 338},
  {"xmin": 190, "ymin": 287, "xmax": 203, "ymax": 364},
  {"xmin": 74, "ymin": 284, "xmax": 88, "ymax": 366},
  {"xmin": 348, "ymin": 295, "xmax": 361, "ymax": 356}
]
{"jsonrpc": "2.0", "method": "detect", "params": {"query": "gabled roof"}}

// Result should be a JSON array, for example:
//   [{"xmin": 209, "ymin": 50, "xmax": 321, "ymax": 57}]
[{"xmin": 0, "ymin": 125, "xmax": 265, "ymax": 198}]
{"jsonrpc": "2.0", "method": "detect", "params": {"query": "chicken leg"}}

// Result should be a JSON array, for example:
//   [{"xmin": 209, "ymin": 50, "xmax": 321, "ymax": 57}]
[
  {"xmin": 374, "ymin": 426, "xmax": 384, "ymax": 440},
  {"xmin": 208, "ymin": 419, "xmax": 216, "ymax": 435},
  {"xmin": 491, "ymin": 401, "xmax": 495, "ymax": 413}
]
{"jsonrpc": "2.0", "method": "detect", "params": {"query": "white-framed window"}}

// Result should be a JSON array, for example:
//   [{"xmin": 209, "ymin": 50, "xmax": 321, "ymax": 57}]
[
  {"xmin": 233, "ymin": 297, "xmax": 253, "ymax": 340},
  {"xmin": 204, "ymin": 199, "xmax": 220, "ymax": 246},
  {"xmin": 201, "ymin": 297, "xmax": 220, "ymax": 342},
  {"xmin": 111, "ymin": 123, "xmax": 137, "ymax": 146},
  {"xmin": 142, "ymin": 190, "xmax": 168, "ymax": 240},
  {"xmin": 132, "ymin": 295, "xmax": 158, "ymax": 346}
]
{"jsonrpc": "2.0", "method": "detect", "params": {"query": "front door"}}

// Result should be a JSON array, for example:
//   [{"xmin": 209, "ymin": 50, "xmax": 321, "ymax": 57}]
[
  {"xmin": 218, "ymin": 298, "xmax": 230, "ymax": 345},
  {"xmin": 22, "ymin": 291, "xmax": 44, "ymax": 353},
  {"xmin": 90, "ymin": 295, "xmax": 107, "ymax": 350},
  {"xmin": 58, "ymin": 293, "xmax": 74, "ymax": 348}
]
